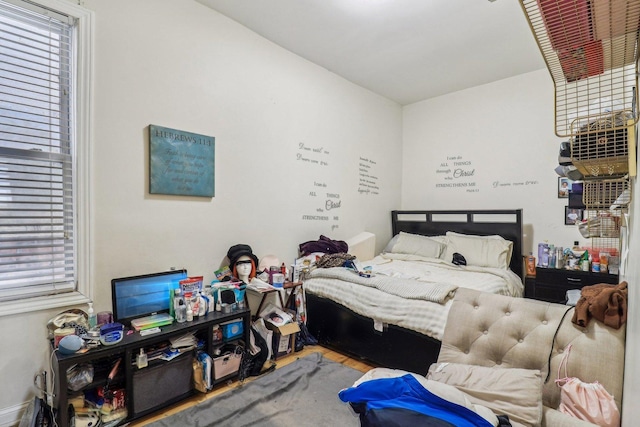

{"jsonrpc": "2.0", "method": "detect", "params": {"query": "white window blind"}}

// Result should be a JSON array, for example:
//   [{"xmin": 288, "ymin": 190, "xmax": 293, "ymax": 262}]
[{"xmin": 0, "ymin": 0, "xmax": 77, "ymax": 302}]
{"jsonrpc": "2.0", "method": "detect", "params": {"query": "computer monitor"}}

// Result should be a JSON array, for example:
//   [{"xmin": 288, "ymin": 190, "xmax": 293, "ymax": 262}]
[{"xmin": 111, "ymin": 269, "xmax": 187, "ymax": 327}]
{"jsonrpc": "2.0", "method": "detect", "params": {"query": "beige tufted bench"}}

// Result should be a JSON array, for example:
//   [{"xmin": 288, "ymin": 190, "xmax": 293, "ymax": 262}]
[{"xmin": 435, "ymin": 288, "xmax": 626, "ymax": 427}]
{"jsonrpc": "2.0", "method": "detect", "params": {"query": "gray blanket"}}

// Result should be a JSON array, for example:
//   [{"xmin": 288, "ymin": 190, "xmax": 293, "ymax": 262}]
[
  {"xmin": 309, "ymin": 267, "xmax": 457, "ymax": 303},
  {"xmin": 147, "ymin": 352, "xmax": 362, "ymax": 427}
]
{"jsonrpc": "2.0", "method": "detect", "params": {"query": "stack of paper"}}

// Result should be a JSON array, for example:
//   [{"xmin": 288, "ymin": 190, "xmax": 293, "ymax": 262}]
[
  {"xmin": 170, "ymin": 332, "xmax": 197, "ymax": 350},
  {"xmin": 246, "ymin": 278, "xmax": 275, "ymax": 292}
]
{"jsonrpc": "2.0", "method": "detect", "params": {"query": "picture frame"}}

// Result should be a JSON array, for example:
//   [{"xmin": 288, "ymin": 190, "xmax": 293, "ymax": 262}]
[
  {"xmin": 565, "ymin": 206, "xmax": 583, "ymax": 225},
  {"xmin": 558, "ymin": 177, "xmax": 572, "ymax": 198},
  {"xmin": 149, "ymin": 124, "xmax": 215, "ymax": 197}
]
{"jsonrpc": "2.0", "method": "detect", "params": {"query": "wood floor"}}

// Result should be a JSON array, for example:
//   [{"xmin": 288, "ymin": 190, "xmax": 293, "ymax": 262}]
[{"xmin": 129, "ymin": 345, "xmax": 376, "ymax": 426}]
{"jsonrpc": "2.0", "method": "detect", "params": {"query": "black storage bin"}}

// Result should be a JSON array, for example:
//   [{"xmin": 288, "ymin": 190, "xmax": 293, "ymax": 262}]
[{"xmin": 132, "ymin": 353, "xmax": 193, "ymax": 417}]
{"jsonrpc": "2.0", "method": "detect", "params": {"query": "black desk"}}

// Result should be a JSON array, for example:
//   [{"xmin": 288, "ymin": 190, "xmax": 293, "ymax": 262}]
[{"xmin": 51, "ymin": 308, "xmax": 251, "ymax": 427}]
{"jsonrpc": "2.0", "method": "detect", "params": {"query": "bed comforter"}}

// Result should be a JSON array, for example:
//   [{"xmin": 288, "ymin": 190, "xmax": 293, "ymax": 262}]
[{"xmin": 304, "ymin": 253, "xmax": 523, "ymax": 341}]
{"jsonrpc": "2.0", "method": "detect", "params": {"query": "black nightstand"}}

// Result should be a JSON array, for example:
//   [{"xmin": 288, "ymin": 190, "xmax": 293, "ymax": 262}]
[{"xmin": 524, "ymin": 267, "xmax": 620, "ymax": 303}]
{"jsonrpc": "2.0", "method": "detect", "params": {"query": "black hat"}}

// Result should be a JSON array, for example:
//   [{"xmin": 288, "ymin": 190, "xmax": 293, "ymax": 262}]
[
  {"xmin": 452, "ymin": 252, "xmax": 467, "ymax": 266},
  {"xmin": 227, "ymin": 244, "xmax": 259, "ymax": 270}
]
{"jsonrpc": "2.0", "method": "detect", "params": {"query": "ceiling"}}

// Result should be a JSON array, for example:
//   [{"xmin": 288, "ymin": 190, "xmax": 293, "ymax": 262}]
[{"xmin": 195, "ymin": 0, "xmax": 547, "ymax": 105}]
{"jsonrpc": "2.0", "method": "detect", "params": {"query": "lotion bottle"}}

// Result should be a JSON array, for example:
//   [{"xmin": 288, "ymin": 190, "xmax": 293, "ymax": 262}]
[
  {"xmin": 87, "ymin": 302, "xmax": 97, "ymax": 329},
  {"xmin": 186, "ymin": 302, "xmax": 193, "ymax": 322},
  {"xmin": 176, "ymin": 299, "xmax": 186, "ymax": 323},
  {"xmin": 174, "ymin": 289, "xmax": 185, "ymax": 322},
  {"xmin": 526, "ymin": 252, "xmax": 536, "ymax": 276},
  {"xmin": 136, "ymin": 348, "xmax": 148, "ymax": 368},
  {"xmin": 198, "ymin": 292, "xmax": 208, "ymax": 316}
]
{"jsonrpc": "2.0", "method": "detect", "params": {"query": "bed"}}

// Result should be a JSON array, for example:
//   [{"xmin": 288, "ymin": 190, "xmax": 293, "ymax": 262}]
[{"xmin": 305, "ymin": 209, "xmax": 524, "ymax": 375}]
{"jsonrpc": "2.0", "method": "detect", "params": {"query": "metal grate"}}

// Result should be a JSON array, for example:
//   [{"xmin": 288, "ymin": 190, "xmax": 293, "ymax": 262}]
[
  {"xmin": 582, "ymin": 177, "xmax": 630, "ymax": 208},
  {"xmin": 579, "ymin": 211, "xmax": 621, "ymax": 238},
  {"xmin": 580, "ymin": 177, "xmax": 631, "ymax": 254},
  {"xmin": 570, "ymin": 110, "xmax": 632, "ymax": 177},
  {"xmin": 520, "ymin": 0, "xmax": 640, "ymax": 137}
]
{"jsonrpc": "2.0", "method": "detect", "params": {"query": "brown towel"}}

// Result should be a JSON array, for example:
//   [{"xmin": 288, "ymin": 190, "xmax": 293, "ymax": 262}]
[{"xmin": 572, "ymin": 281, "xmax": 628, "ymax": 329}]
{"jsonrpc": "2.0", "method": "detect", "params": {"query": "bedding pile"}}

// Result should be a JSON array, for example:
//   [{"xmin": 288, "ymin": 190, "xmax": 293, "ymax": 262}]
[
  {"xmin": 340, "ymin": 367, "xmax": 508, "ymax": 427},
  {"xmin": 304, "ymin": 231, "xmax": 523, "ymax": 341},
  {"xmin": 307, "ymin": 266, "xmax": 458, "ymax": 304},
  {"xmin": 341, "ymin": 364, "xmax": 543, "ymax": 427}
]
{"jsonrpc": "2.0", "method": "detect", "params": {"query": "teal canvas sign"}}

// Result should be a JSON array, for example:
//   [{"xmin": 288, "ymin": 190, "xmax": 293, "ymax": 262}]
[{"xmin": 149, "ymin": 125, "xmax": 215, "ymax": 197}]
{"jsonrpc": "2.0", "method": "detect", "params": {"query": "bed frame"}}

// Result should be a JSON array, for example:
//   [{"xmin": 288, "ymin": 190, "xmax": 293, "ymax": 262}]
[{"xmin": 306, "ymin": 209, "xmax": 523, "ymax": 375}]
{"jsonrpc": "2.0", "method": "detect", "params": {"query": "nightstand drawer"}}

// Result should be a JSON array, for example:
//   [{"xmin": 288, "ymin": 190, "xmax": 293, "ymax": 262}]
[
  {"xmin": 536, "ymin": 268, "xmax": 618, "ymax": 287},
  {"xmin": 526, "ymin": 268, "xmax": 619, "ymax": 303},
  {"xmin": 532, "ymin": 282, "xmax": 575, "ymax": 303}
]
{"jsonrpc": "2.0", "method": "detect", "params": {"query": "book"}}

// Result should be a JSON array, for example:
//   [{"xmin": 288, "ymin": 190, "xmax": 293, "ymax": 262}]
[
  {"xmin": 130, "ymin": 313, "xmax": 174, "ymax": 331},
  {"xmin": 214, "ymin": 266, "xmax": 232, "ymax": 282}
]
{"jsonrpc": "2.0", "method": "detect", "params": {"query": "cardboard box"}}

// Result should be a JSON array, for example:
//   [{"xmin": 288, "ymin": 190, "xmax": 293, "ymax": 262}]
[{"xmin": 265, "ymin": 321, "xmax": 300, "ymax": 360}]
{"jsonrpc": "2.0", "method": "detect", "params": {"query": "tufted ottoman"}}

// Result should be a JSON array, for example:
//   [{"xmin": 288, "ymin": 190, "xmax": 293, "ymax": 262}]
[{"xmin": 434, "ymin": 288, "xmax": 626, "ymax": 426}]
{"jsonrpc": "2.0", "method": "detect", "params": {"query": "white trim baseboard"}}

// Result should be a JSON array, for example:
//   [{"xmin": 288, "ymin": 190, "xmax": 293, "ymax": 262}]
[{"xmin": 0, "ymin": 401, "xmax": 29, "ymax": 427}]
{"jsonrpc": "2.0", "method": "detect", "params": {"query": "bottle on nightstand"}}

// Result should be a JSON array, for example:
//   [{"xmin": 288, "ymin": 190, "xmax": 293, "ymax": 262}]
[
  {"xmin": 526, "ymin": 253, "xmax": 536, "ymax": 276},
  {"xmin": 555, "ymin": 247, "xmax": 564, "ymax": 269}
]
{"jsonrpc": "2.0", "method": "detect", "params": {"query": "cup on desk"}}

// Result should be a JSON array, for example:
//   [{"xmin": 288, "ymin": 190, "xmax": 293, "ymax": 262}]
[
  {"xmin": 97, "ymin": 311, "xmax": 113, "ymax": 326},
  {"xmin": 272, "ymin": 273, "xmax": 285, "ymax": 288}
]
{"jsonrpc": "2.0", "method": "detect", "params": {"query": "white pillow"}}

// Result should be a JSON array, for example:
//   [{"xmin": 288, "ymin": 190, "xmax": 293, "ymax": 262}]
[
  {"xmin": 443, "ymin": 232, "xmax": 513, "ymax": 269},
  {"xmin": 383, "ymin": 234, "xmax": 401, "ymax": 253},
  {"xmin": 387, "ymin": 232, "xmax": 445, "ymax": 259},
  {"xmin": 428, "ymin": 362, "xmax": 543, "ymax": 427}
]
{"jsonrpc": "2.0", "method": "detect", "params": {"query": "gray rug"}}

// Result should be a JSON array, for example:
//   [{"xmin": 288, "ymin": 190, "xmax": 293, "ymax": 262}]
[{"xmin": 147, "ymin": 352, "xmax": 363, "ymax": 427}]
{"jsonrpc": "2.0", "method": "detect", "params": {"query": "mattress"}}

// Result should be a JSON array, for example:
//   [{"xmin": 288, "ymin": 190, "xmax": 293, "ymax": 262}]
[{"xmin": 304, "ymin": 254, "xmax": 523, "ymax": 341}]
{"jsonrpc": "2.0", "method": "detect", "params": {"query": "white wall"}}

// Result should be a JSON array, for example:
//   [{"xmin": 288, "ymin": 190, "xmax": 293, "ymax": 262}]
[
  {"xmin": 402, "ymin": 69, "xmax": 588, "ymax": 255},
  {"xmin": 402, "ymin": 70, "xmax": 639, "ymax": 426},
  {"xmin": 0, "ymin": 1, "xmax": 402, "ymax": 424}
]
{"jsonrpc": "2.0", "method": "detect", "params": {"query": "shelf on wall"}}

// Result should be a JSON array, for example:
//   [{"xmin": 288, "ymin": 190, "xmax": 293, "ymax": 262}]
[{"xmin": 520, "ymin": 0, "xmax": 640, "ymax": 138}]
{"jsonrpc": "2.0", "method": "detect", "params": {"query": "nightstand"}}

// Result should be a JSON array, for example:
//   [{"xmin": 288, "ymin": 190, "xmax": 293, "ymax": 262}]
[{"xmin": 525, "ymin": 267, "xmax": 620, "ymax": 303}]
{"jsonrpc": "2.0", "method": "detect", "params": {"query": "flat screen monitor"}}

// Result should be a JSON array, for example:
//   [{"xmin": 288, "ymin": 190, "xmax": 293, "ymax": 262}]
[{"xmin": 111, "ymin": 269, "xmax": 187, "ymax": 326}]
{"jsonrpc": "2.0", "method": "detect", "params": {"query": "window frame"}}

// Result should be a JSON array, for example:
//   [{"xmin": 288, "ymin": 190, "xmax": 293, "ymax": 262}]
[{"xmin": 0, "ymin": 0, "xmax": 94, "ymax": 317}]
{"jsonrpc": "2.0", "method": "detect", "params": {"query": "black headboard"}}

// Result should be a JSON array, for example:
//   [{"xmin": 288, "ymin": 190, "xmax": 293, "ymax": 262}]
[{"xmin": 391, "ymin": 209, "xmax": 524, "ymax": 279}]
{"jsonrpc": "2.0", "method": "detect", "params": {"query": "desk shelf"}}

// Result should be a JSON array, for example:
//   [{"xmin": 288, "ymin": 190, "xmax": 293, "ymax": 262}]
[{"xmin": 52, "ymin": 308, "xmax": 251, "ymax": 427}]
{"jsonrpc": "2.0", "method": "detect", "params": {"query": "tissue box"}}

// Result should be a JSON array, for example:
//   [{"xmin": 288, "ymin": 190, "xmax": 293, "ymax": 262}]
[{"xmin": 220, "ymin": 319, "xmax": 244, "ymax": 340}]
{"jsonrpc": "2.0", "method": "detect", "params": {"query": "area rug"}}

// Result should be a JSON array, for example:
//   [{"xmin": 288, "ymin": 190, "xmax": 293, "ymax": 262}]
[{"xmin": 147, "ymin": 352, "xmax": 363, "ymax": 427}]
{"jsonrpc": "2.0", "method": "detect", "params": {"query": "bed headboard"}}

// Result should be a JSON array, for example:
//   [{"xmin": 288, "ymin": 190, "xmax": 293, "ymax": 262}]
[{"xmin": 391, "ymin": 209, "xmax": 523, "ymax": 279}]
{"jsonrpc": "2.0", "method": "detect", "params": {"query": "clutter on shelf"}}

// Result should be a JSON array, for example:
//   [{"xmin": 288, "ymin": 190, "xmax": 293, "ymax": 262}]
[{"xmin": 536, "ymin": 241, "xmax": 619, "ymax": 275}]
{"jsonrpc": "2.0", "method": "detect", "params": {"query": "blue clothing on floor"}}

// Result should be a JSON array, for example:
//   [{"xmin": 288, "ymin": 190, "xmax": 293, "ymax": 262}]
[{"xmin": 338, "ymin": 374, "xmax": 493, "ymax": 427}]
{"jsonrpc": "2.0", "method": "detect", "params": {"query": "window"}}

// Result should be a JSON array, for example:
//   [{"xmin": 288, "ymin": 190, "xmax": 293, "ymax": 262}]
[{"xmin": 0, "ymin": 0, "xmax": 93, "ymax": 316}]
